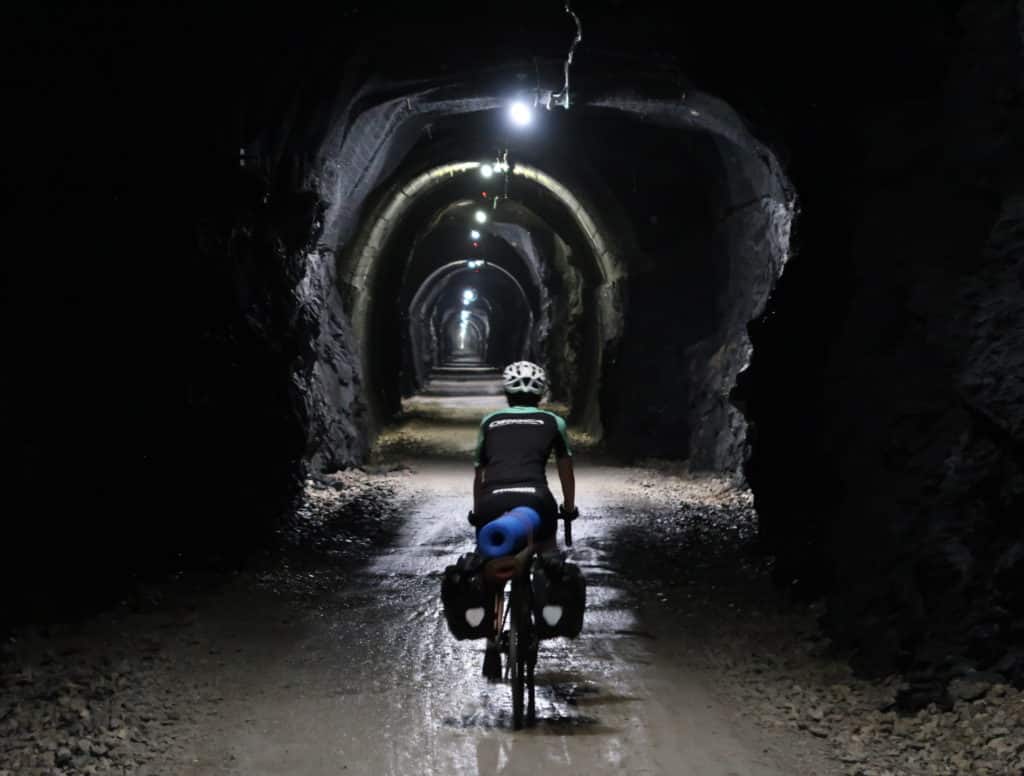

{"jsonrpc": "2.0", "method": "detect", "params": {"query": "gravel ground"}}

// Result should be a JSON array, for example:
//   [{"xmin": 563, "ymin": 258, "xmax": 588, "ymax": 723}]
[
  {"xmin": 0, "ymin": 607, "xmax": 200, "ymax": 774},
  {"xmin": 616, "ymin": 465, "xmax": 1024, "ymax": 776},
  {"xmin": 0, "ymin": 468, "xmax": 402, "ymax": 776},
  {"xmin": 1, "ymin": 415, "xmax": 1021, "ymax": 774}
]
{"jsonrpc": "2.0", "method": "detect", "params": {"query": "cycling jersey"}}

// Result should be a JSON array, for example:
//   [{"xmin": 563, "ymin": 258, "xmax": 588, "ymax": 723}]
[{"xmin": 474, "ymin": 406, "xmax": 572, "ymax": 488}]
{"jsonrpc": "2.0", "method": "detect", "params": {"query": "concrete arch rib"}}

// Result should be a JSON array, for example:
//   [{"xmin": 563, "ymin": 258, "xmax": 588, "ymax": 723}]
[
  {"xmin": 409, "ymin": 261, "xmax": 536, "ymax": 328},
  {"xmin": 409, "ymin": 262, "xmax": 536, "ymax": 387},
  {"xmin": 343, "ymin": 160, "xmax": 627, "ymax": 437},
  {"xmin": 343, "ymin": 161, "xmax": 624, "ymax": 300}
]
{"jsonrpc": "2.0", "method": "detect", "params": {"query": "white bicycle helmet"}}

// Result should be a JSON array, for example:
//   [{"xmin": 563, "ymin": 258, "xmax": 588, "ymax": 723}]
[{"xmin": 502, "ymin": 361, "xmax": 547, "ymax": 395}]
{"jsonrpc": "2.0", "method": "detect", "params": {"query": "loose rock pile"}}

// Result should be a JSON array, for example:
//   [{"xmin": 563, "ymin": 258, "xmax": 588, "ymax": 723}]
[
  {"xmin": 654, "ymin": 483, "xmax": 1024, "ymax": 775},
  {"xmin": 0, "ymin": 470, "xmax": 400, "ymax": 776},
  {"xmin": 0, "ymin": 634, "xmax": 194, "ymax": 775},
  {"xmin": 728, "ymin": 653, "xmax": 1024, "ymax": 775},
  {"xmin": 619, "ymin": 470, "xmax": 1024, "ymax": 775}
]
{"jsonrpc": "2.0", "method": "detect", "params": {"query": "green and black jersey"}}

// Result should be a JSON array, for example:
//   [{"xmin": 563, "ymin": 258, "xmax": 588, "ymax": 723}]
[{"xmin": 474, "ymin": 405, "xmax": 572, "ymax": 488}]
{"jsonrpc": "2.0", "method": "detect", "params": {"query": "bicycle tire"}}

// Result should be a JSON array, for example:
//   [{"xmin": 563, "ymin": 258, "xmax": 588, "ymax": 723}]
[
  {"xmin": 524, "ymin": 569, "xmax": 537, "ymax": 727},
  {"xmin": 526, "ymin": 655, "xmax": 536, "ymax": 726},
  {"xmin": 509, "ymin": 578, "xmax": 526, "ymax": 730}
]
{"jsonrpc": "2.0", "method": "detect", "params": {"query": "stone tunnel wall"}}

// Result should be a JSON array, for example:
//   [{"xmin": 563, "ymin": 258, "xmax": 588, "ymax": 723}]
[
  {"xmin": 598, "ymin": 118, "xmax": 794, "ymax": 471},
  {"xmin": 740, "ymin": 0, "xmax": 1024, "ymax": 689}
]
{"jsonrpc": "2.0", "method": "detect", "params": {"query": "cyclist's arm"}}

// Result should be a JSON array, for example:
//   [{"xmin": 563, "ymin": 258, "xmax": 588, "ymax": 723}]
[
  {"xmin": 556, "ymin": 456, "xmax": 575, "ymax": 513},
  {"xmin": 552, "ymin": 414, "xmax": 575, "ymax": 512}
]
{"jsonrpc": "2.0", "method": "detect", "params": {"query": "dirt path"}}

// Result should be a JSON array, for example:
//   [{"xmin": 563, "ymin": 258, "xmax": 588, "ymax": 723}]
[
  {"xmin": 162, "ymin": 395, "xmax": 832, "ymax": 775},
  {"xmin": 4, "ymin": 395, "xmax": 1023, "ymax": 774},
  {"xmin": 174, "ymin": 459, "xmax": 831, "ymax": 776},
  {"xmin": 2, "ymin": 394, "xmax": 839, "ymax": 775}
]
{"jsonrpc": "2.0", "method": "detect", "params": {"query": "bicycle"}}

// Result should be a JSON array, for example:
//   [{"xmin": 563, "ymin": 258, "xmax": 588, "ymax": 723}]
[{"xmin": 478, "ymin": 507, "xmax": 577, "ymax": 730}]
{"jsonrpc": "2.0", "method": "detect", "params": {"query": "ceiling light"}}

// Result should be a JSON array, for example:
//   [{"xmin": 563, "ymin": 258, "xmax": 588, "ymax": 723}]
[{"xmin": 509, "ymin": 100, "xmax": 533, "ymax": 127}]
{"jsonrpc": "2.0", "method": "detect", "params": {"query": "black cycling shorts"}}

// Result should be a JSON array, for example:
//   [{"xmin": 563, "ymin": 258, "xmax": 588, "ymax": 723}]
[{"xmin": 475, "ymin": 484, "xmax": 558, "ymax": 543}]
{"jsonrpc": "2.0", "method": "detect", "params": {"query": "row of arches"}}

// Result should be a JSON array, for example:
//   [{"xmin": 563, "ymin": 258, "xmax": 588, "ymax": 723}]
[
  {"xmin": 300, "ymin": 81, "xmax": 795, "ymax": 468},
  {"xmin": 338, "ymin": 159, "xmax": 628, "ymax": 438}
]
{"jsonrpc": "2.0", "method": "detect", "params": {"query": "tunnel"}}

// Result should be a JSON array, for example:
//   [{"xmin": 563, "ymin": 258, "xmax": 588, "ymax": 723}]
[
  {"xmin": 4, "ymin": 2, "xmax": 1024, "ymax": 772},
  {"xmin": 335, "ymin": 101, "xmax": 792, "ymax": 459}
]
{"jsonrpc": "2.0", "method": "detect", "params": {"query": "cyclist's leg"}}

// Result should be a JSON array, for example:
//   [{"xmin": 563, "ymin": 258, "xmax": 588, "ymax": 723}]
[
  {"xmin": 476, "ymin": 489, "xmax": 514, "ymax": 680},
  {"xmin": 476, "ymin": 485, "xmax": 554, "ymax": 682},
  {"xmin": 524, "ymin": 487, "xmax": 559, "ymax": 553}
]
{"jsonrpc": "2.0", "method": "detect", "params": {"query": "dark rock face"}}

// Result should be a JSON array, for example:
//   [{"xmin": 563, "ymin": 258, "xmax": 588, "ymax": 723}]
[
  {"xmin": 186, "ymin": 174, "xmax": 362, "ymax": 555},
  {"xmin": 744, "ymin": 0, "xmax": 1024, "ymax": 685},
  {"xmin": 602, "ymin": 124, "xmax": 793, "ymax": 470},
  {"xmin": 294, "ymin": 248, "xmax": 367, "ymax": 471}
]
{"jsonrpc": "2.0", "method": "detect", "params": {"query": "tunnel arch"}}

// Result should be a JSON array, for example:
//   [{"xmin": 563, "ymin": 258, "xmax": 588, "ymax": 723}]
[
  {"xmin": 438, "ymin": 306, "xmax": 487, "ymax": 363},
  {"xmin": 317, "ymin": 85, "xmax": 795, "ymax": 471},
  {"xmin": 399, "ymin": 204, "xmax": 569, "ymax": 396},
  {"xmin": 407, "ymin": 259, "xmax": 537, "ymax": 381},
  {"xmin": 340, "ymin": 159, "xmax": 629, "ymax": 438},
  {"xmin": 341, "ymin": 161, "xmax": 624, "ymax": 298},
  {"xmin": 421, "ymin": 264, "xmax": 530, "ymax": 371}
]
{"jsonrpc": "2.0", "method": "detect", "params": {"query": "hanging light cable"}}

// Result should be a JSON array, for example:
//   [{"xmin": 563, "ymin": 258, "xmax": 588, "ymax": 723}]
[{"xmin": 550, "ymin": 1, "xmax": 582, "ymax": 110}]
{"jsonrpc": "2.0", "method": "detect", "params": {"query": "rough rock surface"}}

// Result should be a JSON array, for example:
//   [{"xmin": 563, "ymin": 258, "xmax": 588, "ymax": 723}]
[
  {"xmin": 187, "ymin": 173, "xmax": 367, "ymax": 567},
  {"xmin": 741, "ymin": 0, "xmax": 1024, "ymax": 685},
  {"xmin": 0, "ymin": 627, "xmax": 196, "ymax": 775}
]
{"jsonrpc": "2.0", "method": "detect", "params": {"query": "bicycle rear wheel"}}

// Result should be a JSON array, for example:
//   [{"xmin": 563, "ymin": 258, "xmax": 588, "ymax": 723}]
[
  {"xmin": 508, "ymin": 578, "xmax": 527, "ymax": 730},
  {"xmin": 526, "ymin": 646, "xmax": 536, "ymax": 726}
]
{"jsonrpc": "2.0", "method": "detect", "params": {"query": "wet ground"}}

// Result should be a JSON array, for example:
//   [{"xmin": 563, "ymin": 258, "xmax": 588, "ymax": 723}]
[
  {"xmin": 170, "ymin": 394, "xmax": 831, "ymax": 775},
  {"xmin": 5, "ymin": 392, "xmax": 1021, "ymax": 774}
]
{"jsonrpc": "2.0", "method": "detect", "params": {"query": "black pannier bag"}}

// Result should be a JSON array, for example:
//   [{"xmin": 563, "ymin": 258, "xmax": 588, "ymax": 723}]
[
  {"xmin": 531, "ymin": 554, "xmax": 586, "ymax": 639},
  {"xmin": 441, "ymin": 552, "xmax": 494, "ymax": 640}
]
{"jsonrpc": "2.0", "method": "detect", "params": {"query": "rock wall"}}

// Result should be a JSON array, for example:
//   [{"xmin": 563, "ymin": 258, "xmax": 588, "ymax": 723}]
[
  {"xmin": 743, "ymin": 0, "xmax": 1024, "ymax": 690},
  {"xmin": 186, "ymin": 171, "xmax": 365, "ymax": 552},
  {"xmin": 601, "ymin": 126, "xmax": 793, "ymax": 469},
  {"xmin": 541, "ymin": 235, "xmax": 585, "ymax": 406}
]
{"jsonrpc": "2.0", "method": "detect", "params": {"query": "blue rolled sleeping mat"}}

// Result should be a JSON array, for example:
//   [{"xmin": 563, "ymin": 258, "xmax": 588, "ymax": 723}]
[{"xmin": 477, "ymin": 506, "xmax": 542, "ymax": 559}]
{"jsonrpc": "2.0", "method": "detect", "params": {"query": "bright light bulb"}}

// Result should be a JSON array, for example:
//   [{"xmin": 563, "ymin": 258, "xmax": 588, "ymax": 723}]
[
  {"xmin": 470, "ymin": 230, "xmax": 480, "ymax": 240},
  {"xmin": 480, "ymin": 164, "xmax": 493, "ymax": 178},
  {"xmin": 509, "ymin": 100, "xmax": 533, "ymax": 127},
  {"xmin": 474, "ymin": 210, "xmax": 487, "ymax": 224}
]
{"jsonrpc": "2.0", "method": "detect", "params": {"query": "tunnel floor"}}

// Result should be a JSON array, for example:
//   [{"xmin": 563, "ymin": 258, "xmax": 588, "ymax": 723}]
[{"xmin": 2, "ymin": 396, "xmax": 1023, "ymax": 774}]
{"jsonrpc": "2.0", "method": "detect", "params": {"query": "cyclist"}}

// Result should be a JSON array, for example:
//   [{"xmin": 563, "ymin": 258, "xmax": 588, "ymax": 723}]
[{"xmin": 470, "ymin": 360, "xmax": 578, "ymax": 680}]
